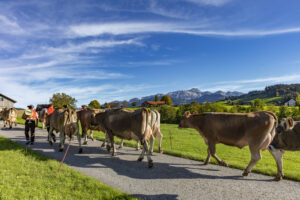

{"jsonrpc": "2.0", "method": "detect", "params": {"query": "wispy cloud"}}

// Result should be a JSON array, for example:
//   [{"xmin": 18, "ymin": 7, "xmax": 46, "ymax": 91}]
[
  {"xmin": 69, "ymin": 22, "xmax": 300, "ymax": 38},
  {"xmin": 200, "ymin": 74, "xmax": 300, "ymax": 92},
  {"xmin": 0, "ymin": 14, "xmax": 24, "ymax": 35},
  {"xmin": 185, "ymin": 0, "xmax": 232, "ymax": 6}
]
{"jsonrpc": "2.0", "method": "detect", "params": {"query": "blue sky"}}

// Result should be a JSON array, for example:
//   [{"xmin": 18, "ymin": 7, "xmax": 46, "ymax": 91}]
[{"xmin": 1, "ymin": 0, "xmax": 300, "ymax": 108}]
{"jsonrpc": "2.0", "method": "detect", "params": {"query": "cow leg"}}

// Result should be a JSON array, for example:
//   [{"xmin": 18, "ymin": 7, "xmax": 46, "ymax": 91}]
[
  {"xmin": 141, "ymin": 141, "xmax": 153, "ymax": 168},
  {"xmin": 89, "ymin": 130, "xmax": 94, "ymax": 141},
  {"xmin": 76, "ymin": 125, "xmax": 82, "ymax": 153},
  {"xmin": 243, "ymin": 146, "xmax": 261, "ymax": 176},
  {"xmin": 138, "ymin": 145, "xmax": 146, "ymax": 161},
  {"xmin": 102, "ymin": 134, "xmax": 109, "ymax": 149},
  {"xmin": 108, "ymin": 134, "xmax": 117, "ymax": 157},
  {"xmin": 59, "ymin": 130, "xmax": 65, "ymax": 152},
  {"xmin": 209, "ymin": 142, "xmax": 228, "ymax": 166},
  {"xmin": 136, "ymin": 140, "xmax": 140, "ymax": 151},
  {"xmin": 48, "ymin": 127, "xmax": 54, "ymax": 145},
  {"xmin": 9, "ymin": 121, "xmax": 12, "ymax": 129},
  {"xmin": 268, "ymin": 147, "xmax": 284, "ymax": 181},
  {"xmin": 82, "ymin": 128, "xmax": 88, "ymax": 145},
  {"xmin": 204, "ymin": 148, "xmax": 211, "ymax": 165},
  {"xmin": 156, "ymin": 131, "xmax": 163, "ymax": 153},
  {"xmin": 118, "ymin": 139, "xmax": 124, "ymax": 149},
  {"xmin": 149, "ymin": 135, "xmax": 154, "ymax": 155}
]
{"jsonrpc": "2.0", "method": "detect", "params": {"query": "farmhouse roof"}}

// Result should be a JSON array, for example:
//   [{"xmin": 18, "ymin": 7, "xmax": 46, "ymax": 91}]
[{"xmin": 0, "ymin": 93, "xmax": 17, "ymax": 103}]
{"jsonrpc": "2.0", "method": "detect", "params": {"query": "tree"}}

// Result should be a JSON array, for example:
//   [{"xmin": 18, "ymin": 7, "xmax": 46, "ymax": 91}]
[
  {"xmin": 155, "ymin": 95, "xmax": 159, "ymax": 102},
  {"xmin": 297, "ymin": 93, "xmax": 300, "ymax": 106},
  {"xmin": 250, "ymin": 99, "xmax": 265, "ymax": 111},
  {"xmin": 88, "ymin": 100, "xmax": 100, "ymax": 109},
  {"xmin": 161, "ymin": 95, "xmax": 173, "ymax": 105},
  {"xmin": 131, "ymin": 102, "xmax": 137, "ymax": 107},
  {"xmin": 122, "ymin": 100, "xmax": 129, "ymax": 107},
  {"xmin": 49, "ymin": 93, "xmax": 77, "ymax": 109}
]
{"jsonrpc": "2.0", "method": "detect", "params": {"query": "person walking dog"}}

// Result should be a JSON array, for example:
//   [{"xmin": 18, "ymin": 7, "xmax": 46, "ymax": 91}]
[{"xmin": 22, "ymin": 105, "xmax": 38, "ymax": 145}]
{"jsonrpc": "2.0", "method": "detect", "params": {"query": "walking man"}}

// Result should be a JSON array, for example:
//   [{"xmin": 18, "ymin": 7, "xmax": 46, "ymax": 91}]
[{"xmin": 24, "ymin": 105, "xmax": 38, "ymax": 145}]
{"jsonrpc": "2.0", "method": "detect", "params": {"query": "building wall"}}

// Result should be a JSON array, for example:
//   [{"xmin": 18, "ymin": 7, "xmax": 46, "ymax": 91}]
[{"xmin": 0, "ymin": 97, "xmax": 15, "ymax": 109}]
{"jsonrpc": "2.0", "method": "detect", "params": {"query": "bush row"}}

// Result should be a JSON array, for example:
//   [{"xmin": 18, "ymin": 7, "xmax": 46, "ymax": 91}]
[{"xmin": 153, "ymin": 102, "xmax": 300, "ymax": 124}]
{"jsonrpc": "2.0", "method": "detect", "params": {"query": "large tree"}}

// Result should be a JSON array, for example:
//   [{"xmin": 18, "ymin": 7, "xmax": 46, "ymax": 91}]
[
  {"xmin": 49, "ymin": 93, "xmax": 77, "ymax": 109},
  {"xmin": 161, "ymin": 95, "xmax": 173, "ymax": 105},
  {"xmin": 89, "ymin": 100, "xmax": 101, "ymax": 109}
]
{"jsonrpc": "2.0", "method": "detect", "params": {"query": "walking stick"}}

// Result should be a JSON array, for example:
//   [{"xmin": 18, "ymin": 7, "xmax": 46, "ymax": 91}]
[{"xmin": 57, "ymin": 137, "xmax": 72, "ymax": 174}]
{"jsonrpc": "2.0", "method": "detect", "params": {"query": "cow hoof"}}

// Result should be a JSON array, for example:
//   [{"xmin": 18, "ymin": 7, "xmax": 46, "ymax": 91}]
[
  {"xmin": 58, "ymin": 148, "xmax": 64, "ymax": 152},
  {"xmin": 118, "ymin": 146, "xmax": 123, "ymax": 149},
  {"xmin": 106, "ymin": 145, "xmax": 111, "ymax": 152},
  {"xmin": 148, "ymin": 160, "xmax": 153, "ymax": 168},
  {"xmin": 221, "ymin": 161, "xmax": 228, "ymax": 167},
  {"xmin": 136, "ymin": 148, "xmax": 140, "ymax": 151},
  {"xmin": 137, "ymin": 157, "xmax": 143, "ymax": 162},
  {"xmin": 242, "ymin": 171, "xmax": 249, "ymax": 176},
  {"xmin": 49, "ymin": 141, "xmax": 53, "ymax": 146},
  {"xmin": 53, "ymin": 137, "xmax": 56, "ymax": 143},
  {"xmin": 275, "ymin": 176, "xmax": 283, "ymax": 181},
  {"xmin": 78, "ymin": 148, "xmax": 83, "ymax": 154},
  {"xmin": 159, "ymin": 150, "xmax": 163, "ymax": 154},
  {"xmin": 149, "ymin": 152, "xmax": 153, "ymax": 156},
  {"xmin": 100, "ymin": 143, "xmax": 106, "ymax": 148},
  {"xmin": 83, "ymin": 141, "xmax": 88, "ymax": 145},
  {"xmin": 9, "ymin": 126, "xmax": 12, "ymax": 129},
  {"xmin": 204, "ymin": 161, "xmax": 209, "ymax": 165},
  {"xmin": 91, "ymin": 138, "xmax": 95, "ymax": 141},
  {"xmin": 112, "ymin": 152, "xmax": 117, "ymax": 157}
]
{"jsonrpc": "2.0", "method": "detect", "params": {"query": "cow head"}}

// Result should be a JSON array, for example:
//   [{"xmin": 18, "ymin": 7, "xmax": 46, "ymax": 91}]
[
  {"xmin": 178, "ymin": 111, "xmax": 192, "ymax": 129},
  {"xmin": 277, "ymin": 117, "xmax": 294, "ymax": 133}
]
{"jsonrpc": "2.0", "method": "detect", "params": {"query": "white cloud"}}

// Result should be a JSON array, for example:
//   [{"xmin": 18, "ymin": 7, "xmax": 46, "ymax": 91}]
[
  {"xmin": 185, "ymin": 0, "xmax": 232, "ymax": 6},
  {"xmin": 201, "ymin": 74, "xmax": 300, "ymax": 93},
  {"xmin": 0, "ymin": 14, "xmax": 24, "ymax": 35},
  {"xmin": 69, "ymin": 22, "xmax": 300, "ymax": 38}
]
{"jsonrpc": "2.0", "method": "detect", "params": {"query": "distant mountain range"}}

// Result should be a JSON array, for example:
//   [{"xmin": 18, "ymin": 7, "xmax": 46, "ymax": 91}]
[{"xmin": 122, "ymin": 88, "xmax": 243, "ymax": 106}]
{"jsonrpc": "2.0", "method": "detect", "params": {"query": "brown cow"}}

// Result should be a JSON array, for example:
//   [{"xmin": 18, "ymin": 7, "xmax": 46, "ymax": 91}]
[
  {"xmin": 77, "ymin": 108, "xmax": 106, "ymax": 145},
  {"xmin": 48, "ymin": 108, "xmax": 82, "ymax": 153},
  {"xmin": 178, "ymin": 111, "xmax": 277, "ymax": 177},
  {"xmin": 91, "ymin": 108, "xmax": 154, "ymax": 167},
  {"xmin": 1, "ymin": 107, "xmax": 17, "ymax": 129},
  {"xmin": 119, "ymin": 109, "xmax": 163, "ymax": 154},
  {"xmin": 269, "ymin": 119, "xmax": 300, "ymax": 180}
]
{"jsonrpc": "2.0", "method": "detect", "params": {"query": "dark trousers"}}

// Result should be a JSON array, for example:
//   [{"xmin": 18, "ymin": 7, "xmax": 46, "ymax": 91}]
[{"xmin": 25, "ymin": 120, "xmax": 35, "ymax": 142}]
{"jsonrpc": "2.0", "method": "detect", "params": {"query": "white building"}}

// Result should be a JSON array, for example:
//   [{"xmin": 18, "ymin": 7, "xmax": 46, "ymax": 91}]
[
  {"xmin": 0, "ymin": 93, "xmax": 17, "ymax": 110},
  {"xmin": 284, "ymin": 99, "xmax": 297, "ymax": 106}
]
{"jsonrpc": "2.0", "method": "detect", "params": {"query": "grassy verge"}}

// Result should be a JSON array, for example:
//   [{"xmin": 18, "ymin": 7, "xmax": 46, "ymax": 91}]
[
  {"xmin": 0, "ymin": 136, "xmax": 135, "ymax": 200},
  {"xmin": 91, "ymin": 124, "xmax": 300, "ymax": 181}
]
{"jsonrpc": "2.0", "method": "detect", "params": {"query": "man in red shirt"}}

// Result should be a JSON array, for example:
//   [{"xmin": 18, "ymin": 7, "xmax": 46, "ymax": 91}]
[
  {"xmin": 25, "ymin": 105, "xmax": 38, "ymax": 145},
  {"xmin": 46, "ymin": 104, "xmax": 56, "ymax": 142}
]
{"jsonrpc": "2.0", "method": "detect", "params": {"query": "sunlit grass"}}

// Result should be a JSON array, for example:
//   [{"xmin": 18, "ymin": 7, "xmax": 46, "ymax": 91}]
[{"xmin": 0, "ymin": 136, "xmax": 136, "ymax": 200}]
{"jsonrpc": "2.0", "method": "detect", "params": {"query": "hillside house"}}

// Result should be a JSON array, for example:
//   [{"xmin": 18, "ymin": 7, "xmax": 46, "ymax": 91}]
[
  {"xmin": 0, "ymin": 93, "xmax": 17, "ymax": 110},
  {"xmin": 284, "ymin": 99, "xmax": 297, "ymax": 106},
  {"xmin": 142, "ymin": 101, "xmax": 165, "ymax": 107}
]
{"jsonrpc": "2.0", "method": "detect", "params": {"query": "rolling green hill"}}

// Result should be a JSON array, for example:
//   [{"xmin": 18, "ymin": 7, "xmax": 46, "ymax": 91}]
[{"xmin": 227, "ymin": 84, "xmax": 300, "ymax": 105}]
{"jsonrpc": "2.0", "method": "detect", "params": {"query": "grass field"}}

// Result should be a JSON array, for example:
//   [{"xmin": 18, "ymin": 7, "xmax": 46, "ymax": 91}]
[{"xmin": 0, "ymin": 136, "xmax": 135, "ymax": 200}]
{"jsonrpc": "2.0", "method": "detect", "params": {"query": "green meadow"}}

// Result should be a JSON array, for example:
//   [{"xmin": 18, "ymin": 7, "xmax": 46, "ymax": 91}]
[{"xmin": 0, "ymin": 136, "xmax": 135, "ymax": 200}]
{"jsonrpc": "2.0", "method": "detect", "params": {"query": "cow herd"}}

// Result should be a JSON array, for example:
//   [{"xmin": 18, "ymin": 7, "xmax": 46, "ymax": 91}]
[{"xmin": 1, "ymin": 107, "xmax": 300, "ymax": 181}]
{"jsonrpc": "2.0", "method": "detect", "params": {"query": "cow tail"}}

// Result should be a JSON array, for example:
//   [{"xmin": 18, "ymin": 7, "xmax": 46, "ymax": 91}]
[
  {"xmin": 265, "ymin": 111, "xmax": 278, "ymax": 140},
  {"xmin": 141, "ymin": 108, "xmax": 149, "ymax": 145}
]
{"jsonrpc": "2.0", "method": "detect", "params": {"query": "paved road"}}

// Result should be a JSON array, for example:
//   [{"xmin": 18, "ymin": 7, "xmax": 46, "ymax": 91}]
[{"xmin": 1, "ymin": 124, "xmax": 300, "ymax": 200}]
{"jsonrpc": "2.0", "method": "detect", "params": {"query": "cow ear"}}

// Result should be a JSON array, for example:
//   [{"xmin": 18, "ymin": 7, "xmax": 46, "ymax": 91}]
[
  {"xmin": 184, "ymin": 111, "xmax": 191, "ymax": 118},
  {"xmin": 287, "ymin": 117, "xmax": 294, "ymax": 128}
]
